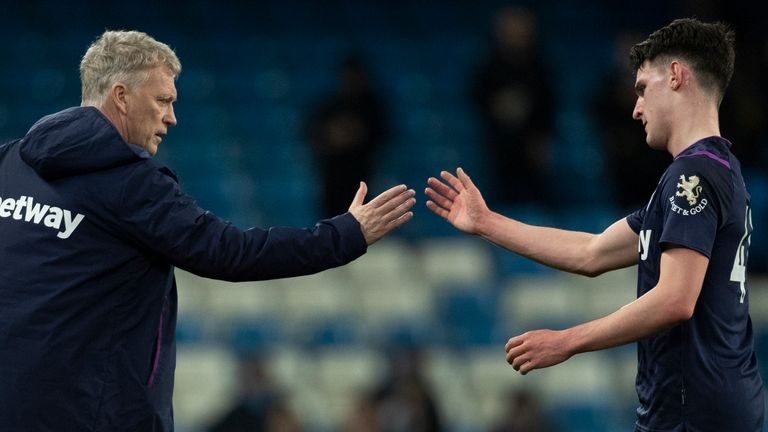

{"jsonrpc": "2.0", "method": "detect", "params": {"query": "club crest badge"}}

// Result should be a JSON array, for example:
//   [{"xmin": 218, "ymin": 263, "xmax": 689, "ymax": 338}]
[
  {"xmin": 668, "ymin": 174, "xmax": 708, "ymax": 216},
  {"xmin": 676, "ymin": 174, "xmax": 702, "ymax": 206}
]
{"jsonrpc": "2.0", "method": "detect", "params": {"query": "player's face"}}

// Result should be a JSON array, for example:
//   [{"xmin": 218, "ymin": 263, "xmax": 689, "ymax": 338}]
[
  {"xmin": 124, "ymin": 66, "xmax": 177, "ymax": 155},
  {"xmin": 632, "ymin": 60, "xmax": 673, "ymax": 151}
]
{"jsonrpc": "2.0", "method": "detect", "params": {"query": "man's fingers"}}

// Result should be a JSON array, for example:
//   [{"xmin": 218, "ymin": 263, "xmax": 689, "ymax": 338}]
[
  {"xmin": 505, "ymin": 343, "xmax": 526, "ymax": 360},
  {"xmin": 427, "ymin": 177, "xmax": 458, "ymax": 200},
  {"xmin": 367, "ymin": 184, "xmax": 409, "ymax": 209},
  {"xmin": 350, "ymin": 181, "xmax": 368, "ymax": 209},
  {"xmin": 376, "ymin": 189, "xmax": 416, "ymax": 215},
  {"xmin": 519, "ymin": 361, "xmax": 535, "ymax": 375},
  {"xmin": 512, "ymin": 354, "xmax": 530, "ymax": 371},
  {"xmin": 439, "ymin": 170, "xmax": 464, "ymax": 193},
  {"xmin": 425, "ymin": 200, "xmax": 449, "ymax": 219},
  {"xmin": 425, "ymin": 187, "xmax": 453, "ymax": 210},
  {"xmin": 505, "ymin": 333, "xmax": 540, "ymax": 375},
  {"xmin": 386, "ymin": 210, "xmax": 414, "ymax": 231},
  {"xmin": 505, "ymin": 336, "xmax": 523, "ymax": 352},
  {"xmin": 382, "ymin": 196, "xmax": 417, "ymax": 222},
  {"xmin": 366, "ymin": 208, "xmax": 414, "ymax": 245},
  {"xmin": 456, "ymin": 167, "xmax": 474, "ymax": 189},
  {"xmin": 506, "ymin": 346, "xmax": 525, "ymax": 365},
  {"xmin": 379, "ymin": 198, "xmax": 416, "ymax": 228}
]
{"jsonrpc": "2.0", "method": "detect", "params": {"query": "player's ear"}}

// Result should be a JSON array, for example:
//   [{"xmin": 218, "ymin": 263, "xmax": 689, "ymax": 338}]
[{"xmin": 669, "ymin": 61, "xmax": 684, "ymax": 91}]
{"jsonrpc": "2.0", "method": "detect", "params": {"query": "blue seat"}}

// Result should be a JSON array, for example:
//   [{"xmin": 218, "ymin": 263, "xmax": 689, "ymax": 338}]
[
  {"xmin": 548, "ymin": 401, "xmax": 620, "ymax": 432},
  {"xmin": 228, "ymin": 318, "xmax": 283, "ymax": 354},
  {"xmin": 437, "ymin": 286, "xmax": 504, "ymax": 348},
  {"xmin": 175, "ymin": 316, "xmax": 205, "ymax": 345},
  {"xmin": 299, "ymin": 317, "xmax": 362, "ymax": 350},
  {"xmin": 375, "ymin": 321, "xmax": 435, "ymax": 351}
]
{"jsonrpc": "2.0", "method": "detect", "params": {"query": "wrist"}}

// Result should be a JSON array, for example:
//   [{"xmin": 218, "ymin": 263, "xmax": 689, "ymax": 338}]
[
  {"xmin": 559, "ymin": 327, "xmax": 581, "ymax": 358},
  {"xmin": 475, "ymin": 209, "xmax": 501, "ymax": 238}
]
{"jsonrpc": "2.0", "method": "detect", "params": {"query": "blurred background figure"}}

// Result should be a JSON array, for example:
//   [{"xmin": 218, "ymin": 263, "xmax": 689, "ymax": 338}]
[
  {"xmin": 489, "ymin": 389, "xmax": 554, "ymax": 432},
  {"xmin": 305, "ymin": 54, "xmax": 390, "ymax": 217},
  {"xmin": 208, "ymin": 354, "xmax": 301, "ymax": 432},
  {"xmin": 471, "ymin": 6, "xmax": 556, "ymax": 207},
  {"xmin": 590, "ymin": 30, "xmax": 669, "ymax": 214},
  {"xmin": 343, "ymin": 348, "xmax": 442, "ymax": 432}
]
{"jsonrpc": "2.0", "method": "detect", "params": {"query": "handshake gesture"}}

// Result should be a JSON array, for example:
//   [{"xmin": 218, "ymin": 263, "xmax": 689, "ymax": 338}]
[
  {"xmin": 347, "ymin": 167, "xmax": 490, "ymax": 244},
  {"xmin": 351, "ymin": 167, "xmax": 489, "ymax": 244}
]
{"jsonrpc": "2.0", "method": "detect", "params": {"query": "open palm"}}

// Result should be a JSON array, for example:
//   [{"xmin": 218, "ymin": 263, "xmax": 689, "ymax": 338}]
[{"xmin": 425, "ymin": 168, "xmax": 489, "ymax": 235}]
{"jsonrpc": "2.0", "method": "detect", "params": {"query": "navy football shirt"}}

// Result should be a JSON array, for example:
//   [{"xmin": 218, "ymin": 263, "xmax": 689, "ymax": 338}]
[{"xmin": 626, "ymin": 136, "xmax": 763, "ymax": 432}]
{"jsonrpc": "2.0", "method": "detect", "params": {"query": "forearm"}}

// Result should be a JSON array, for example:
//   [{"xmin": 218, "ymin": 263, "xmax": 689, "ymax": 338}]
[
  {"xmin": 477, "ymin": 210, "xmax": 600, "ymax": 275},
  {"xmin": 563, "ymin": 287, "xmax": 685, "ymax": 355},
  {"xmin": 426, "ymin": 168, "xmax": 636, "ymax": 275},
  {"xmin": 506, "ymin": 247, "xmax": 706, "ymax": 374},
  {"xmin": 564, "ymin": 247, "xmax": 706, "ymax": 354},
  {"xmin": 168, "ymin": 213, "xmax": 367, "ymax": 281}
]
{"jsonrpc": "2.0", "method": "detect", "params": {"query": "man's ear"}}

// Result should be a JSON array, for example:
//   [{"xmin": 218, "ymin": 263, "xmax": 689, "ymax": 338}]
[
  {"xmin": 669, "ymin": 61, "xmax": 685, "ymax": 91},
  {"xmin": 109, "ymin": 82, "xmax": 129, "ymax": 115}
]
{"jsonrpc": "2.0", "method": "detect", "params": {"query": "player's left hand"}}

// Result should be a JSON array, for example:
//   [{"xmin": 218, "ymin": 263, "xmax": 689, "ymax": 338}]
[{"xmin": 504, "ymin": 329, "xmax": 573, "ymax": 375}]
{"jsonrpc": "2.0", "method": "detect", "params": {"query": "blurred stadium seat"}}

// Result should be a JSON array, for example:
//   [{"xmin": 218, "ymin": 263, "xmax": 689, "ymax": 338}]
[
  {"xmin": 173, "ymin": 344, "xmax": 238, "ymax": 430},
  {"xmin": 417, "ymin": 237, "xmax": 495, "ymax": 287}
]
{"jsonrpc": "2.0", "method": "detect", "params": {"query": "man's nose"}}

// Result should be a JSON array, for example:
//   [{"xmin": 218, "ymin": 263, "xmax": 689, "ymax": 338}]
[
  {"xmin": 164, "ymin": 105, "xmax": 177, "ymax": 126},
  {"xmin": 632, "ymin": 99, "xmax": 642, "ymax": 121}
]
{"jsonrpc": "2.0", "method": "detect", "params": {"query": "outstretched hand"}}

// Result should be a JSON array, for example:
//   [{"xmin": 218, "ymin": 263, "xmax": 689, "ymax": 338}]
[
  {"xmin": 348, "ymin": 182, "xmax": 415, "ymax": 245},
  {"xmin": 425, "ymin": 168, "xmax": 489, "ymax": 235}
]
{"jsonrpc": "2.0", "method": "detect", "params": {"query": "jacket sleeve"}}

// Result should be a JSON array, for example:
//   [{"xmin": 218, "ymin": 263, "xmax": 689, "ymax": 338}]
[{"xmin": 113, "ymin": 163, "xmax": 368, "ymax": 281}]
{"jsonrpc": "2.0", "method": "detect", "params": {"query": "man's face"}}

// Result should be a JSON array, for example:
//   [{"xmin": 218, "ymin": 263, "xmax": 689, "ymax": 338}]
[
  {"xmin": 124, "ymin": 66, "xmax": 177, "ymax": 155},
  {"xmin": 632, "ymin": 60, "xmax": 673, "ymax": 151}
]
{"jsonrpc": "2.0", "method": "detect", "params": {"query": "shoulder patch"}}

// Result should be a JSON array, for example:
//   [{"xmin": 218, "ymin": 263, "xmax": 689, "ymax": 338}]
[
  {"xmin": 676, "ymin": 174, "xmax": 703, "ymax": 205},
  {"xmin": 668, "ymin": 173, "xmax": 708, "ymax": 216}
]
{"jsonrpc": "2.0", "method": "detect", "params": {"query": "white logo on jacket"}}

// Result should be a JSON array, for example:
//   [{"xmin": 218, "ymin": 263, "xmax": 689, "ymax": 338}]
[{"xmin": 0, "ymin": 195, "xmax": 85, "ymax": 239}]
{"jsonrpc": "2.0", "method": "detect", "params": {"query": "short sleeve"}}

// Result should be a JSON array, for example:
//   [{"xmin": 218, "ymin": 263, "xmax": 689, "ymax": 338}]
[
  {"xmin": 626, "ymin": 205, "xmax": 646, "ymax": 234},
  {"xmin": 657, "ymin": 156, "xmax": 729, "ymax": 257}
]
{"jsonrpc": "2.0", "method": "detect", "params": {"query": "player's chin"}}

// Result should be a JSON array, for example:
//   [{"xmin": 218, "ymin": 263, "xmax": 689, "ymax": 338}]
[{"xmin": 645, "ymin": 134, "xmax": 664, "ymax": 151}]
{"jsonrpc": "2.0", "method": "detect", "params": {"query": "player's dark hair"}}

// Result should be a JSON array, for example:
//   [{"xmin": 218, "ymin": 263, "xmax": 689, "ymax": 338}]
[{"xmin": 629, "ymin": 18, "xmax": 735, "ymax": 102}]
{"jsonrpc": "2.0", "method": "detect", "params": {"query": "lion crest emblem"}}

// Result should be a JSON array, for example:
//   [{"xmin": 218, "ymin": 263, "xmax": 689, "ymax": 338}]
[{"xmin": 676, "ymin": 174, "xmax": 703, "ymax": 206}]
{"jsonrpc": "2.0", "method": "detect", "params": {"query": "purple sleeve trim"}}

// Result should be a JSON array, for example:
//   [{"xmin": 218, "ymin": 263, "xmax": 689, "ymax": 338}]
[{"xmin": 675, "ymin": 150, "xmax": 731, "ymax": 169}]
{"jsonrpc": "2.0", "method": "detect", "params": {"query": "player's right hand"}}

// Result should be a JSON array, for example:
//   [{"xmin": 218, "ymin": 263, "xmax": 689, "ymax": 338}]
[{"xmin": 425, "ymin": 167, "xmax": 489, "ymax": 235}]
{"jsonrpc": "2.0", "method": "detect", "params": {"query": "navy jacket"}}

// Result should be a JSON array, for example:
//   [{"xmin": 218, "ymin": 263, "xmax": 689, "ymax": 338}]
[{"xmin": 0, "ymin": 107, "xmax": 367, "ymax": 431}]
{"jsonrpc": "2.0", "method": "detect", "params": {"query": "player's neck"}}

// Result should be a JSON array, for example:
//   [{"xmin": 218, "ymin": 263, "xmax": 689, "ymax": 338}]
[{"xmin": 667, "ymin": 101, "xmax": 720, "ymax": 157}]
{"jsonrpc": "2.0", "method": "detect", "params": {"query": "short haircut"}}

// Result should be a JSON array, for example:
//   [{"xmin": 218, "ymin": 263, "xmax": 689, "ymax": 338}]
[
  {"xmin": 80, "ymin": 30, "xmax": 181, "ymax": 106},
  {"xmin": 629, "ymin": 18, "xmax": 735, "ymax": 103}
]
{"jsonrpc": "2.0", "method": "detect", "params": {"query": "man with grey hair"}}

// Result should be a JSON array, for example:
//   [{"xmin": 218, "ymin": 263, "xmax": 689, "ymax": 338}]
[{"xmin": 0, "ymin": 30, "xmax": 415, "ymax": 431}]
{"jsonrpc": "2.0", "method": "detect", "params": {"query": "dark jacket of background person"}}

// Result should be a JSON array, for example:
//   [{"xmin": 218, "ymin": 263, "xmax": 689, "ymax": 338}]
[
  {"xmin": 0, "ymin": 106, "xmax": 367, "ymax": 432},
  {"xmin": 472, "ymin": 7, "xmax": 555, "ymax": 206},
  {"xmin": 306, "ymin": 55, "xmax": 389, "ymax": 217}
]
